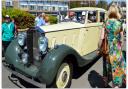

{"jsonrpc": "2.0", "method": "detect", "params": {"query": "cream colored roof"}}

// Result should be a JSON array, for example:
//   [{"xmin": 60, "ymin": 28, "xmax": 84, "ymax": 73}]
[
  {"xmin": 70, "ymin": 7, "xmax": 106, "ymax": 12},
  {"xmin": 40, "ymin": 22, "xmax": 85, "ymax": 33}
]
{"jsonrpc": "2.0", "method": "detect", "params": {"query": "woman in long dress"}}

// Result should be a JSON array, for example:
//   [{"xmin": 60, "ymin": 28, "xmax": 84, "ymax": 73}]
[{"xmin": 98, "ymin": 5, "xmax": 126, "ymax": 88}]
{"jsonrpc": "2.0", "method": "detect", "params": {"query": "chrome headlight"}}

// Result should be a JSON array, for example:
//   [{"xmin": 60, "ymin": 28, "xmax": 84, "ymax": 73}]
[
  {"xmin": 38, "ymin": 36, "xmax": 48, "ymax": 54},
  {"xmin": 22, "ymin": 53, "xmax": 28, "ymax": 64},
  {"xmin": 17, "ymin": 32, "xmax": 26, "ymax": 46}
]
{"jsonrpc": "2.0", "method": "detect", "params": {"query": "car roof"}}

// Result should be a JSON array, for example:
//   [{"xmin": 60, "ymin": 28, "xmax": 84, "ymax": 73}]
[{"xmin": 69, "ymin": 7, "xmax": 106, "ymax": 12}]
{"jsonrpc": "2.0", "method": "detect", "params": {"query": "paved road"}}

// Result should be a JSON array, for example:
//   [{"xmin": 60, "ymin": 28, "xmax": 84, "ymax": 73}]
[
  {"xmin": 2, "ymin": 57, "xmax": 106, "ymax": 88},
  {"xmin": 2, "ymin": 37, "xmax": 126, "ymax": 88}
]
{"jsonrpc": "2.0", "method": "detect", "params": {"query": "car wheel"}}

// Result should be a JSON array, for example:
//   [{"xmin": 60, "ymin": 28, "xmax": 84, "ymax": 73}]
[{"xmin": 47, "ymin": 62, "xmax": 73, "ymax": 88}]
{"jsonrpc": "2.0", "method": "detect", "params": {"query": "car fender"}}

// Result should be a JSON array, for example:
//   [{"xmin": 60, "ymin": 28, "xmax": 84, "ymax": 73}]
[{"xmin": 37, "ymin": 44, "xmax": 83, "ymax": 85}]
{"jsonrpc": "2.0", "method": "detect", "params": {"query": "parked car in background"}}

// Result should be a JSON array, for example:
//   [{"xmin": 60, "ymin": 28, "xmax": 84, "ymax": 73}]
[{"xmin": 3, "ymin": 7, "xmax": 106, "ymax": 88}]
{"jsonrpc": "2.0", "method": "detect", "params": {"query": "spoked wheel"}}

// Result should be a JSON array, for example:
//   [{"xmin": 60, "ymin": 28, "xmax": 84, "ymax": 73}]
[{"xmin": 47, "ymin": 62, "xmax": 73, "ymax": 88}]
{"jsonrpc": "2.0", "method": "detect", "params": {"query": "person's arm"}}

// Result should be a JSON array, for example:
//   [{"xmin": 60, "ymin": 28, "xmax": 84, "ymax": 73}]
[
  {"xmin": 2, "ymin": 23, "xmax": 5, "ymax": 34},
  {"xmin": 42, "ymin": 18, "xmax": 46, "ymax": 25},
  {"xmin": 120, "ymin": 31, "xmax": 124, "ymax": 48},
  {"xmin": 120, "ymin": 22, "xmax": 124, "ymax": 48},
  {"xmin": 35, "ymin": 17, "xmax": 38, "ymax": 26},
  {"xmin": 98, "ymin": 27, "xmax": 105, "ymax": 48},
  {"xmin": 14, "ymin": 24, "xmax": 18, "ymax": 36}
]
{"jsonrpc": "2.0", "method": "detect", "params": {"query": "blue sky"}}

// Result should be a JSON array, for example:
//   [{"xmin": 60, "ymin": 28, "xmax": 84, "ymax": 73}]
[
  {"xmin": 107, "ymin": 0, "xmax": 112, "ymax": 4},
  {"xmin": 107, "ymin": 0, "xmax": 112, "ymax": 3},
  {"xmin": 96, "ymin": 0, "xmax": 112, "ymax": 4}
]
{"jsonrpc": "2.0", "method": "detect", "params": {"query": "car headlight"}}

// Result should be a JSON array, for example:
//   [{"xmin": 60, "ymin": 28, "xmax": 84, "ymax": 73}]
[
  {"xmin": 38, "ymin": 36, "xmax": 48, "ymax": 54},
  {"xmin": 17, "ymin": 32, "xmax": 26, "ymax": 46},
  {"xmin": 22, "ymin": 53, "xmax": 28, "ymax": 64}
]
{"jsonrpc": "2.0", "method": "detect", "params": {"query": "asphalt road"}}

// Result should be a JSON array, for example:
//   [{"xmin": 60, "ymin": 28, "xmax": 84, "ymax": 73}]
[{"xmin": 2, "ymin": 36, "xmax": 126, "ymax": 88}]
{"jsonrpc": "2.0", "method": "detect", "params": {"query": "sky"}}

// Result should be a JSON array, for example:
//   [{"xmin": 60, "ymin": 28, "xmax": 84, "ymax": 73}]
[
  {"xmin": 106, "ymin": 0, "xmax": 112, "ymax": 4},
  {"xmin": 96, "ymin": 0, "xmax": 112, "ymax": 4},
  {"xmin": 96, "ymin": 0, "xmax": 126, "ymax": 4}
]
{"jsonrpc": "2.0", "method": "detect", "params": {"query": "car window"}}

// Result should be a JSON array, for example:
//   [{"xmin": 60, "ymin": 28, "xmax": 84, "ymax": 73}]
[
  {"xmin": 100, "ymin": 12, "xmax": 105, "ymax": 22},
  {"xmin": 88, "ymin": 11, "xmax": 97, "ymax": 23},
  {"xmin": 58, "ymin": 11, "xmax": 87, "ymax": 24}
]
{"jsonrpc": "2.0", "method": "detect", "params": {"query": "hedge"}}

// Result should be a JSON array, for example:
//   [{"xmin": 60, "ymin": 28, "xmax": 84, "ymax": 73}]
[
  {"xmin": 2, "ymin": 8, "xmax": 58, "ymax": 29},
  {"xmin": 48, "ymin": 15, "xmax": 57, "ymax": 24},
  {"xmin": 2, "ymin": 8, "xmax": 35, "ymax": 29}
]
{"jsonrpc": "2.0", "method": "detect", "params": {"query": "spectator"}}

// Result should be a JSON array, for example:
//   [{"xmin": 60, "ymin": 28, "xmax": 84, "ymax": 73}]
[
  {"xmin": 2, "ymin": 15, "xmax": 17, "ymax": 53},
  {"xmin": 12, "ymin": 17, "xmax": 18, "ymax": 36},
  {"xmin": 44, "ymin": 15, "xmax": 50, "ymax": 25},
  {"xmin": 35, "ymin": 13, "xmax": 45, "ymax": 27},
  {"xmin": 42, "ymin": 12, "xmax": 46, "ymax": 20},
  {"xmin": 97, "ymin": 5, "xmax": 126, "ymax": 88}
]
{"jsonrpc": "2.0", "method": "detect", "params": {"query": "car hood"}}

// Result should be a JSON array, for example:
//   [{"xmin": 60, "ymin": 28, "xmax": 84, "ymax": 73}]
[{"xmin": 39, "ymin": 22, "xmax": 85, "ymax": 33}]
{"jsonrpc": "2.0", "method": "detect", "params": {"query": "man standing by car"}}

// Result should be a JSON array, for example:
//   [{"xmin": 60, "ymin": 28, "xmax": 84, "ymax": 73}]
[
  {"xmin": 35, "ymin": 13, "xmax": 46, "ymax": 27},
  {"xmin": 2, "ymin": 15, "xmax": 16, "ymax": 55}
]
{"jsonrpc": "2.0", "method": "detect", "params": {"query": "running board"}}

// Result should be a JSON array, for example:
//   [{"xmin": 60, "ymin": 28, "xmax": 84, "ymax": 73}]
[{"xmin": 83, "ymin": 51, "xmax": 101, "ymax": 60}]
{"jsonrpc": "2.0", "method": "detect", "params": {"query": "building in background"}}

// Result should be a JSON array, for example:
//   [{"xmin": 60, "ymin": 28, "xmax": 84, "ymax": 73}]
[
  {"xmin": 2, "ymin": 0, "xmax": 6, "ymax": 8},
  {"xmin": 2, "ymin": 0, "xmax": 69, "ymax": 15},
  {"xmin": 19, "ymin": 0, "xmax": 69, "ymax": 15},
  {"xmin": 2, "ymin": 0, "xmax": 19, "ymax": 8},
  {"xmin": 2, "ymin": 0, "xmax": 13, "ymax": 8},
  {"xmin": 2, "ymin": 0, "xmax": 96, "ymax": 15},
  {"xmin": 13, "ymin": 0, "xmax": 19, "ymax": 9}
]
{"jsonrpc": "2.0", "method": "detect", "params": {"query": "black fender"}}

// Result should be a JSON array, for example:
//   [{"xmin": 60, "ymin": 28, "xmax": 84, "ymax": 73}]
[{"xmin": 37, "ymin": 44, "xmax": 87, "ymax": 85}]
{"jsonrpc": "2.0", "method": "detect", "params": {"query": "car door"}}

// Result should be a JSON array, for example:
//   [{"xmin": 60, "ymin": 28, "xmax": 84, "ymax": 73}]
[{"xmin": 81, "ymin": 10, "xmax": 102, "ymax": 55}]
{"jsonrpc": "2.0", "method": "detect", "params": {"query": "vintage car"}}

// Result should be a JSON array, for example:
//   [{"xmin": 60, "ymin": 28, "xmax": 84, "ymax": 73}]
[{"xmin": 3, "ymin": 7, "xmax": 106, "ymax": 88}]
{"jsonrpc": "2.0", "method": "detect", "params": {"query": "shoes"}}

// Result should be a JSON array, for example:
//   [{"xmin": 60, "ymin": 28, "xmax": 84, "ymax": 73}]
[
  {"xmin": 102, "ymin": 76, "xmax": 108, "ymax": 87},
  {"xmin": 114, "ymin": 86, "xmax": 119, "ymax": 88}
]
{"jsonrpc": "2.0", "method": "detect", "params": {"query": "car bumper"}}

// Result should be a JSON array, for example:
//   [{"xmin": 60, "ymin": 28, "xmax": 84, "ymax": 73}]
[{"xmin": 2, "ymin": 61, "xmax": 46, "ymax": 88}]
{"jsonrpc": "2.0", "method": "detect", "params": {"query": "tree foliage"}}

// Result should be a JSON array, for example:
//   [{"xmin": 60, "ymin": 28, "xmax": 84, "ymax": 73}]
[
  {"xmin": 97, "ymin": 0, "xmax": 108, "ymax": 10},
  {"xmin": 2, "ymin": 8, "xmax": 57, "ymax": 29},
  {"xmin": 69, "ymin": 1, "xmax": 96, "ymax": 9},
  {"xmin": 2, "ymin": 8, "xmax": 35, "ymax": 29},
  {"xmin": 48, "ymin": 15, "xmax": 57, "ymax": 24}
]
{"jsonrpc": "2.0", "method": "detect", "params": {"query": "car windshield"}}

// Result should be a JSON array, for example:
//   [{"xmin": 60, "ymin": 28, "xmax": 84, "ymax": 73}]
[{"xmin": 57, "ymin": 11, "xmax": 87, "ymax": 24}]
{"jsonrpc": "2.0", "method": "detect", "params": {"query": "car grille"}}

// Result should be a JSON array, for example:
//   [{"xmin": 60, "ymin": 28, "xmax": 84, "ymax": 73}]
[
  {"xmin": 26, "ymin": 28, "xmax": 41, "ymax": 64},
  {"xmin": 27, "ymin": 29, "xmax": 34, "ymax": 63}
]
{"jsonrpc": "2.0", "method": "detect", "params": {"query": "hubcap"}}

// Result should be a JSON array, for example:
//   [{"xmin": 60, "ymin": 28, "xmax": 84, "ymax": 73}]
[
  {"xmin": 62, "ymin": 71, "xmax": 68, "ymax": 82},
  {"xmin": 56, "ymin": 63, "xmax": 70, "ymax": 88}
]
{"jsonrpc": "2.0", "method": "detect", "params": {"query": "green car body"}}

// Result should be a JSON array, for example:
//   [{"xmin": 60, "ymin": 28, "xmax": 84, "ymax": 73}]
[{"xmin": 5, "ymin": 38, "xmax": 100, "ymax": 85}]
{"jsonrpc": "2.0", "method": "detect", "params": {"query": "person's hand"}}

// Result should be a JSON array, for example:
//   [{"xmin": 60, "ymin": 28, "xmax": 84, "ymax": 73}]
[{"xmin": 96, "ymin": 48, "xmax": 100, "ymax": 55}]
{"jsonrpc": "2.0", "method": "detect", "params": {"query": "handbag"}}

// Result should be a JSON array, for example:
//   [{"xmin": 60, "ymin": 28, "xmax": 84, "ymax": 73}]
[{"xmin": 99, "ymin": 29, "xmax": 109, "ymax": 55}]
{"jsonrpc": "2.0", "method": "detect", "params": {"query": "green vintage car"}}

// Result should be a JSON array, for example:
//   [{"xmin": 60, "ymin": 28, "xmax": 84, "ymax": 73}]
[{"xmin": 3, "ymin": 7, "xmax": 106, "ymax": 88}]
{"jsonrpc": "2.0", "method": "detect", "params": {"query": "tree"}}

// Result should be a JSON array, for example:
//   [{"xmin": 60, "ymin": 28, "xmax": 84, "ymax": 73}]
[
  {"xmin": 2, "ymin": 8, "xmax": 35, "ymax": 29},
  {"xmin": 69, "ymin": 1, "xmax": 96, "ymax": 9},
  {"xmin": 97, "ymin": 0, "xmax": 108, "ymax": 10},
  {"xmin": 69, "ymin": 1, "xmax": 81, "ymax": 9}
]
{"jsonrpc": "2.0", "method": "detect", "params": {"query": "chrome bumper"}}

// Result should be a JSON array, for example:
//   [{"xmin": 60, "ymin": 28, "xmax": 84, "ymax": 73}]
[{"xmin": 2, "ymin": 61, "xmax": 46, "ymax": 88}]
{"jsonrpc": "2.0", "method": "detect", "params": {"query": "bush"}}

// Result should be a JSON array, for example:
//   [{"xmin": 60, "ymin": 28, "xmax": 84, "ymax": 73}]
[
  {"xmin": 2, "ymin": 8, "xmax": 35, "ymax": 29},
  {"xmin": 48, "ymin": 15, "xmax": 57, "ymax": 24}
]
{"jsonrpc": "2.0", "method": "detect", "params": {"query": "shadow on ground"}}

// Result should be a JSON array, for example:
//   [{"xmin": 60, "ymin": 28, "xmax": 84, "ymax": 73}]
[
  {"xmin": 8, "ymin": 74, "xmax": 39, "ymax": 88},
  {"xmin": 73, "ymin": 56, "xmax": 101, "ymax": 79},
  {"xmin": 88, "ymin": 70, "xmax": 111, "ymax": 88}
]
